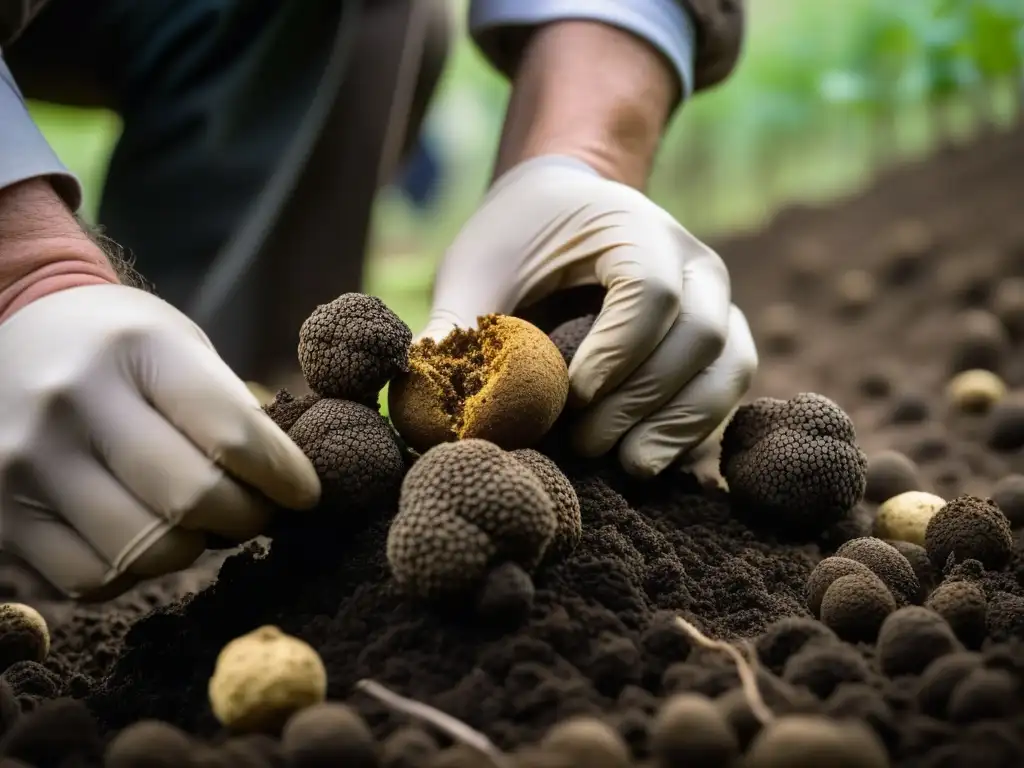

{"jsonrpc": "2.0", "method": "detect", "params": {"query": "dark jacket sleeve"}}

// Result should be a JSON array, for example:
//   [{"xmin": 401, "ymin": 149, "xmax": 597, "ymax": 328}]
[
  {"xmin": 0, "ymin": 53, "xmax": 81, "ymax": 207},
  {"xmin": 0, "ymin": 0, "xmax": 49, "ymax": 47}
]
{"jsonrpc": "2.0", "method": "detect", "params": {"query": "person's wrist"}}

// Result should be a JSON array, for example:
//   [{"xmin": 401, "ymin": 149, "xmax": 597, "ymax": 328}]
[
  {"xmin": 494, "ymin": 21, "xmax": 677, "ymax": 190},
  {"xmin": 0, "ymin": 178, "xmax": 119, "ymax": 323}
]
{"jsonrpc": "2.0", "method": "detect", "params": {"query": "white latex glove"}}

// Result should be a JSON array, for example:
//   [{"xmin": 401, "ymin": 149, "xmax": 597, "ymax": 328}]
[
  {"xmin": 420, "ymin": 156, "xmax": 758, "ymax": 477},
  {"xmin": 0, "ymin": 284, "xmax": 321, "ymax": 600}
]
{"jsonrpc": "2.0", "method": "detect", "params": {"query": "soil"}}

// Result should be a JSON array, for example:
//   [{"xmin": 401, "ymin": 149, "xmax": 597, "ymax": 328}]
[{"xmin": 3, "ymin": 124, "xmax": 1024, "ymax": 767}]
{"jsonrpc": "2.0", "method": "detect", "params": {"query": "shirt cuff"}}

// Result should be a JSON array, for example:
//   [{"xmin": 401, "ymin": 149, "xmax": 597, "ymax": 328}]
[
  {"xmin": 469, "ymin": 0, "xmax": 697, "ymax": 98},
  {"xmin": 0, "ymin": 56, "xmax": 82, "ymax": 210}
]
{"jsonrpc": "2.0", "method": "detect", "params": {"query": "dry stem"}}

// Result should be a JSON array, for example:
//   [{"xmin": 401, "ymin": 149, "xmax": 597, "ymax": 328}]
[
  {"xmin": 674, "ymin": 616, "xmax": 775, "ymax": 725},
  {"xmin": 356, "ymin": 679, "xmax": 512, "ymax": 768}
]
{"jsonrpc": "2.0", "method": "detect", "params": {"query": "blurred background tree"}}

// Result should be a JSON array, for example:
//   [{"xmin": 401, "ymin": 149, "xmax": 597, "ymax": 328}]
[{"xmin": 26, "ymin": 0, "xmax": 1024, "ymax": 332}]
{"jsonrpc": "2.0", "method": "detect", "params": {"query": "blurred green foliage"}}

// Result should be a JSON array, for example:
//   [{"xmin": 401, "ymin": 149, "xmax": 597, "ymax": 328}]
[{"xmin": 25, "ymin": 0, "xmax": 1024, "ymax": 339}]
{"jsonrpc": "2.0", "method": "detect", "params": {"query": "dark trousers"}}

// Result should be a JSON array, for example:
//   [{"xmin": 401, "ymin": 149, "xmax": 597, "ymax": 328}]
[{"xmin": 5, "ymin": 0, "xmax": 451, "ymax": 382}]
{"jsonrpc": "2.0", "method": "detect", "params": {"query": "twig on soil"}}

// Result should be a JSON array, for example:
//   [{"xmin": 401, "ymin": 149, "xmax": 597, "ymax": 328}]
[
  {"xmin": 674, "ymin": 616, "xmax": 775, "ymax": 726},
  {"xmin": 355, "ymin": 679, "xmax": 512, "ymax": 768}
]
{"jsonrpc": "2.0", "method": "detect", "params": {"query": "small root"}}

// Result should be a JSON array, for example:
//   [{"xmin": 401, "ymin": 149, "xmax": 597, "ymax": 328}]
[
  {"xmin": 355, "ymin": 679, "xmax": 512, "ymax": 768},
  {"xmin": 674, "ymin": 616, "xmax": 775, "ymax": 725}
]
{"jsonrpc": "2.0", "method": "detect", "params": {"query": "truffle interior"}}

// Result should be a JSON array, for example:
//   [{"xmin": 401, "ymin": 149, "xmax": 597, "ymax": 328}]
[{"xmin": 409, "ymin": 315, "xmax": 509, "ymax": 434}]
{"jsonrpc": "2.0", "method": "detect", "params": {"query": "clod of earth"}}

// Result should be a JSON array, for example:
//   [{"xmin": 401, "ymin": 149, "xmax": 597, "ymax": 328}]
[{"xmin": 388, "ymin": 315, "xmax": 569, "ymax": 453}]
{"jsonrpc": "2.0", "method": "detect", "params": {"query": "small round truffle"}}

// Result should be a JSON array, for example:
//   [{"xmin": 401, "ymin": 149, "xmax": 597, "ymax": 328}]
[
  {"xmin": 987, "ymin": 395, "xmax": 1024, "ymax": 452},
  {"xmin": 474, "ymin": 562, "xmax": 535, "ymax": 627},
  {"xmin": 924, "ymin": 495, "xmax": 1013, "ymax": 570},
  {"xmin": 288, "ymin": 398, "xmax": 406, "ymax": 507},
  {"xmin": 759, "ymin": 303, "xmax": 801, "ymax": 355},
  {"xmin": 208, "ymin": 625, "xmax": 327, "ymax": 732},
  {"xmin": 856, "ymin": 367, "xmax": 893, "ymax": 400},
  {"xmin": 540, "ymin": 717, "xmax": 630, "ymax": 768},
  {"xmin": 948, "ymin": 309, "xmax": 1010, "ymax": 374},
  {"xmin": 720, "ymin": 393, "xmax": 867, "ymax": 536},
  {"xmin": 389, "ymin": 315, "xmax": 569, "ymax": 453},
  {"xmin": 298, "ymin": 293, "xmax": 412, "ymax": 404},
  {"xmin": 806, "ymin": 557, "xmax": 878, "ymax": 617},
  {"xmin": 743, "ymin": 715, "xmax": 888, "ymax": 768},
  {"xmin": 876, "ymin": 607, "xmax": 962, "ymax": 678},
  {"xmin": 873, "ymin": 491, "xmax": 945, "ymax": 548},
  {"xmin": 990, "ymin": 276, "xmax": 1024, "ymax": 341},
  {"xmin": 387, "ymin": 439, "xmax": 557, "ymax": 599},
  {"xmin": 915, "ymin": 651, "xmax": 982, "ymax": 719},
  {"xmin": 105, "ymin": 720, "xmax": 195, "ymax": 768},
  {"xmin": 548, "ymin": 315, "xmax": 596, "ymax": 367},
  {"xmin": 990, "ymin": 473, "xmax": 1024, "ymax": 528},
  {"xmin": 381, "ymin": 726, "xmax": 439, "ymax": 768},
  {"xmin": 755, "ymin": 617, "xmax": 838, "ymax": 674},
  {"xmin": 883, "ymin": 540, "xmax": 936, "ymax": 593},
  {"xmin": 0, "ymin": 604, "xmax": 48, "ymax": 672},
  {"xmin": 510, "ymin": 448, "xmax": 581, "ymax": 564},
  {"xmin": 925, "ymin": 580, "xmax": 987, "ymax": 648},
  {"xmin": 884, "ymin": 391, "xmax": 930, "ymax": 425},
  {"xmin": 986, "ymin": 590, "xmax": 1024, "ymax": 641},
  {"xmin": 649, "ymin": 693, "xmax": 739, "ymax": 768},
  {"xmin": 946, "ymin": 369, "xmax": 1007, "ymax": 414},
  {"xmin": 835, "ymin": 269, "xmax": 876, "ymax": 316},
  {"xmin": 947, "ymin": 668, "xmax": 1018, "ymax": 724},
  {"xmin": 264, "ymin": 389, "xmax": 321, "ymax": 433},
  {"xmin": 820, "ymin": 573, "xmax": 897, "ymax": 642},
  {"xmin": 281, "ymin": 702, "xmax": 377, "ymax": 768},
  {"xmin": 782, "ymin": 642, "xmax": 871, "ymax": 699},
  {"xmin": 864, "ymin": 451, "xmax": 921, "ymax": 505},
  {"xmin": 835, "ymin": 537, "xmax": 921, "ymax": 605},
  {"xmin": 881, "ymin": 219, "xmax": 931, "ymax": 286}
]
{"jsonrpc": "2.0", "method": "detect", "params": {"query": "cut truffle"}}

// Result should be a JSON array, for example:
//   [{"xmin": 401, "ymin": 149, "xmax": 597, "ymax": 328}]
[
  {"xmin": 649, "ymin": 693, "xmax": 739, "ymax": 768},
  {"xmin": 511, "ymin": 448, "xmax": 582, "ymax": 564},
  {"xmin": 288, "ymin": 398, "xmax": 406, "ymax": 509},
  {"xmin": 298, "ymin": 293, "xmax": 412, "ymax": 404},
  {"xmin": 387, "ymin": 439, "xmax": 557, "ymax": 599},
  {"xmin": 389, "ymin": 315, "xmax": 569, "ymax": 453},
  {"xmin": 990, "ymin": 474, "xmax": 1024, "ymax": 528},
  {"xmin": 915, "ymin": 651, "xmax": 983, "ymax": 719},
  {"xmin": 820, "ymin": 572, "xmax": 898, "ymax": 642},
  {"xmin": 0, "ymin": 604, "xmax": 49, "ymax": 673},
  {"xmin": 924, "ymin": 495, "xmax": 1013, "ymax": 570},
  {"xmin": 806, "ymin": 557, "xmax": 880, "ymax": 618},
  {"xmin": 876, "ymin": 606, "xmax": 963, "ymax": 678},
  {"xmin": 743, "ymin": 715, "xmax": 888, "ymax": 768},
  {"xmin": 925, "ymin": 580, "xmax": 988, "ymax": 648},
  {"xmin": 782, "ymin": 642, "xmax": 871, "ymax": 699},
  {"xmin": 720, "ymin": 393, "xmax": 867, "ymax": 536},
  {"xmin": 263, "ymin": 389, "xmax": 321, "ymax": 433},
  {"xmin": 835, "ymin": 537, "xmax": 921, "ymax": 605},
  {"xmin": 864, "ymin": 451, "xmax": 921, "ymax": 505}
]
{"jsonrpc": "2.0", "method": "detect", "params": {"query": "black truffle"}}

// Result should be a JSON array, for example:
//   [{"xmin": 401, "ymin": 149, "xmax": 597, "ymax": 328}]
[
  {"xmin": 990, "ymin": 473, "xmax": 1024, "ymax": 527},
  {"xmin": 510, "ymin": 448, "xmax": 582, "ymax": 564},
  {"xmin": 782, "ymin": 642, "xmax": 871, "ymax": 699},
  {"xmin": 0, "ymin": 698, "xmax": 102, "ymax": 767},
  {"xmin": 105, "ymin": 720, "xmax": 196, "ymax": 768},
  {"xmin": 649, "ymin": 693, "xmax": 739, "ymax": 768},
  {"xmin": 883, "ymin": 540, "xmax": 936, "ymax": 593},
  {"xmin": 925, "ymin": 580, "xmax": 988, "ymax": 648},
  {"xmin": 743, "ymin": 716, "xmax": 888, "ymax": 768},
  {"xmin": 720, "ymin": 393, "xmax": 867, "ymax": 536},
  {"xmin": 876, "ymin": 606, "xmax": 963, "ymax": 678},
  {"xmin": 263, "ymin": 389, "xmax": 321, "ymax": 433},
  {"xmin": 820, "ymin": 572, "xmax": 897, "ymax": 642},
  {"xmin": 885, "ymin": 391, "xmax": 930, "ymax": 425},
  {"xmin": 539, "ymin": 716, "xmax": 631, "ymax": 768},
  {"xmin": 948, "ymin": 309, "xmax": 1010, "ymax": 374},
  {"xmin": 915, "ymin": 651, "xmax": 983, "ymax": 719},
  {"xmin": 548, "ymin": 315, "xmax": 596, "ymax": 367},
  {"xmin": 387, "ymin": 439, "xmax": 557, "ymax": 599},
  {"xmin": 298, "ymin": 293, "xmax": 412, "ymax": 404},
  {"xmin": 947, "ymin": 668, "xmax": 1019, "ymax": 724},
  {"xmin": 474, "ymin": 562, "xmax": 535, "ymax": 628},
  {"xmin": 755, "ymin": 617, "xmax": 839, "ymax": 674},
  {"xmin": 835, "ymin": 537, "xmax": 921, "ymax": 605},
  {"xmin": 864, "ymin": 450, "xmax": 921, "ymax": 504},
  {"xmin": 924, "ymin": 495, "xmax": 1013, "ymax": 570},
  {"xmin": 823, "ymin": 683, "xmax": 896, "ymax": 749},
  {"xmin": 986, "ymin": 396, "xmax": 1024, "ymax": 452},
  {"xmin": 806, "ymin": 557, "xmax": 879, "ymax": 617},
  {"xmin": 281, "ymin": 702, "xmax": 378, "ymax": 768},
  {"xmin": 985, "ymin": 591, "xmax": 1024, "ymax": 641},
  {"xmin": 990, "ymin": 276, "xmax": 1024, "ymax": 341},
  {"xmin": 288, "ymin": 398, "xmax": 406, "ymax": 508}
]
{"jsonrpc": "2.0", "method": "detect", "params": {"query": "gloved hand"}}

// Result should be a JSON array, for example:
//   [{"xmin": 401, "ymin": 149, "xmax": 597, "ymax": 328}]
[
  {"xmin": 0, "ymin": 284, "xmax": 321, "ymax": 600},
  {"xmin": 420, "ymin": 156, "xmax": 758, "ymax": 477}
]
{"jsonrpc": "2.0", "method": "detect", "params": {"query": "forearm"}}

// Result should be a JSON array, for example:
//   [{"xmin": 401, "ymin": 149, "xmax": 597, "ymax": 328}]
[
  {"xmin": 493, "ymin": 20, "xmax": 677, "ymax": 189},
  {"xmin": 0, "ymin": 179, "xmax": 119, "ymax": 322}
]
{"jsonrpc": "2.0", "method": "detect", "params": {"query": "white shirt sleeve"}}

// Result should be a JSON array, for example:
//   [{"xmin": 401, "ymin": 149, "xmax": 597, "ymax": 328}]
[{"xmin": 468, "ymin": 0, "xmax": 697, "ymax": 98}]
